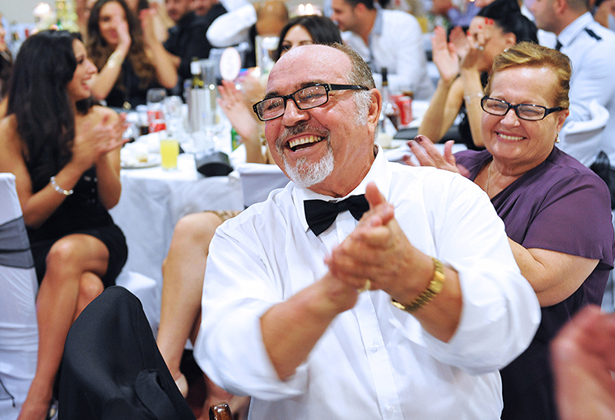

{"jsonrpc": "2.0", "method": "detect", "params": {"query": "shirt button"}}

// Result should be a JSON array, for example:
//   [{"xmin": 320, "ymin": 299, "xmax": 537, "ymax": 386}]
[
  {"xmin": 386, "ymin": 404, "xmax": 395, "ymax": 413},
  {"xmin": 371, "ymin": 343, "xmax": 379, "ymax": 353}
]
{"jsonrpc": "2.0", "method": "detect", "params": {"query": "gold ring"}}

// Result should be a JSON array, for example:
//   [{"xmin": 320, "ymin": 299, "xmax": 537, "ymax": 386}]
[{"xmin": 357, "ymin": 279, "xmax": 371, "ymax": 293}]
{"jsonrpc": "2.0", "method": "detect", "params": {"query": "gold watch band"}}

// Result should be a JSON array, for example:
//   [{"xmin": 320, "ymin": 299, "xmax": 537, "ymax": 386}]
[{"xmin": 391, "ymin": 257, "xmax": 445, "ymax": 313}]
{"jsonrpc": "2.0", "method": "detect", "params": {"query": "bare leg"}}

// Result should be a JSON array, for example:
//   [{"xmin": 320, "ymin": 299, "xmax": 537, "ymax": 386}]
[
  {"xmin": 157, "ymin": 212, "xmax": 223, "ymax": 386},
  {"xmin": 18, "ymin": 235, "xmax": 110, "ymax": 420}
]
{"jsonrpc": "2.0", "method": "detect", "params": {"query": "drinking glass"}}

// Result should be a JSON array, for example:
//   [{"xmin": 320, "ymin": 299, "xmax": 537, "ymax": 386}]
[
  {"xmin": 146, "ymin": 88, "xmax": 167, "ymax": 110},
  {"xmin": 160, "ymin": 138, "xmax": 179, "ymax": 170}
]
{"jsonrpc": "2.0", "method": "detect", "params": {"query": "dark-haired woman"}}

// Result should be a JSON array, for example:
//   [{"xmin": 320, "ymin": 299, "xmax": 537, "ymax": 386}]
[
  {"xmin": 273, "ymin": 14, "xmax": 342, "ymax": 61},
  {"xmin": 418, "ymin": 0, "xmax": 538, "ymax": 149},
  {"xmin": 0, "ymin": 20, "xmax": 11, "ymax": 117},
  {"xmin": 87, "ymin": 0, "xmax": 176, "ymax": 109},
  {"xmin": 0, "ymin": 30, "xmax": 128, "ymax": 420}
]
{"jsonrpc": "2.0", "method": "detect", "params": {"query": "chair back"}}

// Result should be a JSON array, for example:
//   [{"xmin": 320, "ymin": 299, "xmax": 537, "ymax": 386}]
[
  {"xmin": 237, "ymin": 163, "xmax": 289, "ymax": 208},
  {"xmin": 0, "ymin": 172, "xmax": 38, "ymax": 418},
  {"xmin": 558, "ymin": 100, "xmax": 609, "ymax": 167},
  {"xmin": 58, "ymin": 286, "xmax": 196, "ymax": 420}
]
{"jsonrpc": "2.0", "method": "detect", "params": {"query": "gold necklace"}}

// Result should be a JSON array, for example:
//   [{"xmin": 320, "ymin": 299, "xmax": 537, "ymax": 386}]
[{"xmin": 485, "ymin": 161, "xmax": 494, "ymax": 197}]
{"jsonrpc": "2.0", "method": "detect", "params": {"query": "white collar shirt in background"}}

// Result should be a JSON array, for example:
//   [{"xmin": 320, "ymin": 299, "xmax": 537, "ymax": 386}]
[
  {"xmin": 341, "ymin": 7, "xmax": 434, "ymax": 100},
  {"xmin": 194, "ymin": 147, "xmax": 540, "ymax": 420},
  {"xmin": 556, "ymin": 12, "xmax": 615, "ymax": 166}
]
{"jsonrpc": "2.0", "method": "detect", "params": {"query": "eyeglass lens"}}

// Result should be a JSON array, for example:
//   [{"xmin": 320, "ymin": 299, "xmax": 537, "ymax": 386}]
[{"xmin": 482, "ymin": 98, "xmax": 547, "ymax": 120}]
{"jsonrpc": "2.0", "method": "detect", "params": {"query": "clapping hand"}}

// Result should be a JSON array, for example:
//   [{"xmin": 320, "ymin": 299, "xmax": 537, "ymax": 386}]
[
  {"xmin": 115, "ymin": 14, "xmax": 131, "ymax": 53},
  {"xmin": 404, "ymin": 135, "xmax": 468, "ymax": 176},
  {"xmin": 552, "ymin": 305, "xmax": 615, "ymax": 420},
  {"xmin": 218, "ymin": 79, "xmax": 260, "ymax": 144},
  {"xmin": 326, "ymin": 182, "xmax": 417, "ymax": 297},
  {"xmin": 73, "ymin": 113, "xmax": 128, "ymax": 171},
  {"xmin": 432, "ymin": 26, "xmax": 460, "ymax": 84}
]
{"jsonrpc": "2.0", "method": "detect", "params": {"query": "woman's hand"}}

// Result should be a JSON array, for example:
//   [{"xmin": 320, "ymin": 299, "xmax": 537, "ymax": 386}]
[
  {"xmin": 218, "ymin": 79, "xmax": 266, "ymax": 163},
  {"xmin": 431, "ymin": 26, "xmax": 460, "ymax": 84},
  {"xmin": 115, "ymin": 14, "xmax": 131, "ymax": 54},
  {"xmin": 72, "ymin": 113, "xmax": 127, "ymax": 171},
  {"xmin": 449, "ymin": 26, "xmax": 470, "ymax": 65},
  {"xmin": 140, "ymin": 8, "xmax": 157, "ymax": 48},
  {"xmin": 405, "ymin": 135, "xmax": 469, "ymax": 176}
]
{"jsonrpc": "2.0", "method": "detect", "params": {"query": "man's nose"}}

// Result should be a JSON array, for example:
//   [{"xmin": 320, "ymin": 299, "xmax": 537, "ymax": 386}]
[{"xmin": 281, "ymin": 99, "xmax": 309, "ymax": 125}]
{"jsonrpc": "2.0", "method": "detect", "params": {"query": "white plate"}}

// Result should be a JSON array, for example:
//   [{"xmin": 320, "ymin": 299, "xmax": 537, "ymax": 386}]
[{"xmin": 121, "ymin": 154, "xmax": 161, "ymax": 169}]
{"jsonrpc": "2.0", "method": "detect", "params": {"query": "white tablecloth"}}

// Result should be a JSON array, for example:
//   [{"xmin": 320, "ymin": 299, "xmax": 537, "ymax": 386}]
[{"xmin": 110, "ymin": 153, "xmax": 243, "ymax": 294}]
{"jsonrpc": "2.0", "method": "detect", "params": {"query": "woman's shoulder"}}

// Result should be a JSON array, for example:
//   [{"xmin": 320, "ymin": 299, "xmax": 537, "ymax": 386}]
[
  {"xmin": 84, "ymin": 105, "xmax": 120, "ymax": 123},
  {"xmin": 0, "ymin": 114, "xmax": 19, "ymax": 144}
]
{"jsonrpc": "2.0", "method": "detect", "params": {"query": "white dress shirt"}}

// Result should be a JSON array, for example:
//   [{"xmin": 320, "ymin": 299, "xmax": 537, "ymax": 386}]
[
  {"xmin": 341, "ymin": 7, "xmax": 434, "ymax": 100},
  {"xmin": 194, "ymin": 147, "xmax": 540, "ymax": 420},
  {"xmin": 555, "ymin": 12, "xmax": 615, "ymax": 166},
  {"xmin": 207, "ymin": 4, "xmax": 255, "ymax": 48}
]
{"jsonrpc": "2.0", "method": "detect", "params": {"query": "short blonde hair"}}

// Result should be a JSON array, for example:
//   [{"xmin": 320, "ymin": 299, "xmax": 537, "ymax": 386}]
[{"xmin": 485, "ymin": 42, "xmax": 571, "ymax": 109}]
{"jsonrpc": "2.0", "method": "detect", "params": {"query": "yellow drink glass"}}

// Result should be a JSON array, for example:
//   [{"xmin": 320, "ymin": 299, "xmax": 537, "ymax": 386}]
[{"xmin": 160, "ymin": 138, "xmax": 179, "ymax": 170}]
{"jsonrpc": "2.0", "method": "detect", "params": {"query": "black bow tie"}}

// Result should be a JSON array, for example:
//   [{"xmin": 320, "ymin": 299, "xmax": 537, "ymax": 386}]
[{"xmin": 304, "ymin": 194, "xmax": 369, "ymax": 236}]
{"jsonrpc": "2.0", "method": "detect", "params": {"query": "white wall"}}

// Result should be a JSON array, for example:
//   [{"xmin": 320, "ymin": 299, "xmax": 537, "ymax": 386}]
[{"xmin": 0, "ymin": 0, "xmax": 50, "ymax": 24}]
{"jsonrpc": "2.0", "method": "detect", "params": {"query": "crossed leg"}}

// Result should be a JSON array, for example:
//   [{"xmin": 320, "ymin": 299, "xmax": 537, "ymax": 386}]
[{"xmin": 18, "ymin": 234, "xmax": 110, "ymax": 420}]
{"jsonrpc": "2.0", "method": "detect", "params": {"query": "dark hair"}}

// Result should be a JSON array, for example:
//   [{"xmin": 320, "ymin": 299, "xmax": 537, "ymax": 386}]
[
  {"xmin": 7, "ymin": 30, "xmax": 93, "ymax": 192},
  {"xmin": 274, "ymin": 15, "xmax": 343, "ymax": 61},
  {"xmin": 477, "ymin": 0, "xmax": 538, "ymax": 44},
  {"xmin": 343, "ymin": 0, "xmax": 375, "ymax": 10},
  {"xmin": 0, "ymin": 50, "xmax": 12, "ymax": 101},
  {"xmin": 87, "ymin": 0, "xmax": 156, "ymax": 89}
]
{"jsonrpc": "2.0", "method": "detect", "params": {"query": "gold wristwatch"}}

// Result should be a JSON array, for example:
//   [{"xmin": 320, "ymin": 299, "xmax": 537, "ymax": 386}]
[{"xmin": 391, "ymin": 257, "xmax": 445, "ymax": 313}]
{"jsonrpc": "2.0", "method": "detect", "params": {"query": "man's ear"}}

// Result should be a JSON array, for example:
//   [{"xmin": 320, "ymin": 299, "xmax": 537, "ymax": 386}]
[{"xmin": 367, "ymin": 89, "xmax": 382, "ymax": 126}]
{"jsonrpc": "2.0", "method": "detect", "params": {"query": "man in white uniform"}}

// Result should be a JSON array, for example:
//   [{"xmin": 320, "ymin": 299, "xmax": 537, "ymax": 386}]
[
  {"xmin": 330, "ymin": 0, "xmax": 434, "ymax": 99},
  {"xmin": 531, "ymin": 0, "xmax": 615, "ymax": 166},
  {"xmin": 194, "ymin": 44, "xmax": 540, "ymax": 420}
]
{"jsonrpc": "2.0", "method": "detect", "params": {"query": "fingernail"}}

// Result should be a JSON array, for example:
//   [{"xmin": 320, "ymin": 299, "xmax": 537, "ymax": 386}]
[
  {"xmin": 478, "ymin": 25, "xmax": 482, "ymax": 29},
  {"xmin": 414, "ymin": 135, "xmax": 423, "ymax": 143}
]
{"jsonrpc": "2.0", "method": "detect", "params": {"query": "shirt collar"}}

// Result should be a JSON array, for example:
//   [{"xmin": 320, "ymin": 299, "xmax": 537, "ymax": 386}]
[
  {"xmin": 292, "ymin": 144, "xmax": 391, "ymax": 233},
  {"xmin": 557, "ymin": 12, "xmax": 593, "ymax": 48},
  {"xmin": 372, "ymin": 4, "xmax": 384, "ymax": 36}
]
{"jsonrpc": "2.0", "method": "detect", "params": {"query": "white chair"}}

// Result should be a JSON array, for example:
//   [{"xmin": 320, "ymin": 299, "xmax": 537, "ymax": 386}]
[
  {"xmin": 557, "ymin": 100, "xmax": 610, "ymax": 167},
  {"xmin": 0, "ymin": 173, "xmax": 38, "ymax": 420},
  {"xmin": 237, "ymin": 163, "xmax": 289, "ymax": 207}
]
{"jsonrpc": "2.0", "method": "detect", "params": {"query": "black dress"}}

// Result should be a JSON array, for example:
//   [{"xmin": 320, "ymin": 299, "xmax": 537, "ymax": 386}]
[{"xmin": 28, "ymin": 167, "xmax": 127, "ymax": 287}]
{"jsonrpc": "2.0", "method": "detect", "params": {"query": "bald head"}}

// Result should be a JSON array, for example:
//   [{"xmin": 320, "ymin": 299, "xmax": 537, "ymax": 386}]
[
  {"xmin": 255, "ymin": 0, "xmax": 289, "ymax": 36},
  {"xmin": 270, "ymin": 43, "xmax": 376, "ymax": 92}
]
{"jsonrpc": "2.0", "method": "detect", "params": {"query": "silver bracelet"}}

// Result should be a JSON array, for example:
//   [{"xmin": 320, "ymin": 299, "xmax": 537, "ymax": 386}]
[{"xmin": 50, "ymin": 176, "xmax": 74, "ymax": 196}]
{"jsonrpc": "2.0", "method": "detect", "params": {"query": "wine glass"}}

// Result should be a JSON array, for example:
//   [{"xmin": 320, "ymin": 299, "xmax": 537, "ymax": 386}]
[{"xmin": 146, "ymin": 88, "xmax": 167, "ymax": 111}]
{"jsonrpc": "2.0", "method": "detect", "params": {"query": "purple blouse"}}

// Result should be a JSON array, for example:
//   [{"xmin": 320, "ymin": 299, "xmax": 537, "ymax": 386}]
[{"xmin": 456, "ymin": 146, "xmax": 615, "ymax": 420}]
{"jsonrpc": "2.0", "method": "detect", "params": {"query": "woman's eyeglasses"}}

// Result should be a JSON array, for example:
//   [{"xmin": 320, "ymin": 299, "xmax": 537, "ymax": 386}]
[{"xmin": 481, "ymin": 96, "xmax": 563, "ymax": 121}]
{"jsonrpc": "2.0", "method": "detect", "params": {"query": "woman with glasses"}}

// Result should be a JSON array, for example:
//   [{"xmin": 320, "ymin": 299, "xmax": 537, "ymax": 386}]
[
  {"xmin": 408, "ymin": 41, "xmax": 614, "ymax": 420},
  {"xmin": 418, "ymin": 0, "xmax": 537, "ymax": 149}
]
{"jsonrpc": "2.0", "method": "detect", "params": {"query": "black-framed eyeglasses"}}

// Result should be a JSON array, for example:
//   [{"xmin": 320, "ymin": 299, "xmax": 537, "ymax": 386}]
[
  {"xmin": 252, "ymin": 83, "xmax": 369, "ymax": 122},
  {"xmin": 480, "ymin": 96, "xmax": 564, "ymax": 121}
]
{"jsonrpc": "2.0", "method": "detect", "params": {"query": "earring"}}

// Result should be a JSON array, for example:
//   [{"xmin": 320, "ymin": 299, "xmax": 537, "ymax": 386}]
[{"xmin": 555, "ymin": 133, "xmax": 560, "ymax": 143}]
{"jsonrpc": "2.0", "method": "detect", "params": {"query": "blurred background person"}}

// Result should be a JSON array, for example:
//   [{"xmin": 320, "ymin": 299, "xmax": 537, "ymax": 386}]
[
  {"xmin": 418, "ymin": 0, "xmax": 537, "ymax": 149},
  {"xmin": 0, "ymin": 18, "xmax": 11, "ymax": 117},
  {"xmin": 206, "ymin": 0, "xmax": 288, "ymax": 68},
  {"xmin": 163, "ymin": 0, "xmax": 226, "ymax": 95},
  {"xmin": 330, "ymin": 0, "xmax": 433, "ymax": 99},
  {"xmin": 155, "ymin": 15, "xmax": 342, "ymax": 420},
  {"xmin": 86, "ymin": 0, "xmax": 177, "ymax": 109},
  {"xmin": 0, "ymin": 30, "xmax": 128, "ymax": 420},
  {"xmin": 408, "ymin": 41, "xmax": 614, "ymax": 420}
]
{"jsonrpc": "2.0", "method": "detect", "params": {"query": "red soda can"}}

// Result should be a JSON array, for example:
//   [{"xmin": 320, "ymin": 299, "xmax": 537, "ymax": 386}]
[
  {"xmin": 147, "ymin": 109, "xmax": 164, "ymax": 124},
  {"xmin": 150, "ymin": 119, "xmax": 166, "ymax": 133},
  {"xmin": 394, "ymin": 95, "xmax": 413, "ymax": 127}
]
